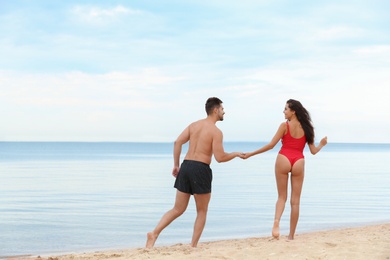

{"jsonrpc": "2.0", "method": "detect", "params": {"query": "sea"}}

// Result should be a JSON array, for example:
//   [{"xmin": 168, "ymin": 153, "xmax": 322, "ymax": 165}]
[{"xmin": 0, "ymin": 142, "xmax": 389, "ymax": 257}]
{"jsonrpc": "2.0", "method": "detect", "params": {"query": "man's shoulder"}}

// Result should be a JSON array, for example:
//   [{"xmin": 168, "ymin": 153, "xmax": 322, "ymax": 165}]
[
  {"xmin": 189, "ymin": 119, "xmax": 221, "ymax": 134},
  {"xmin": 190, "ymin": 118, "xmax": 215, "ymax": 127},
  {"xmin": 190, "ymin": 118, "xmax": 206, "ymax": 125}
]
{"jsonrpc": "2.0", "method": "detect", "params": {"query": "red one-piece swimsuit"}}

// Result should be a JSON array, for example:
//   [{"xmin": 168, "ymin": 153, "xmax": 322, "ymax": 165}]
[{"xmin": 279, "ymin": 121, "xmax": 306, "ymax": 166}]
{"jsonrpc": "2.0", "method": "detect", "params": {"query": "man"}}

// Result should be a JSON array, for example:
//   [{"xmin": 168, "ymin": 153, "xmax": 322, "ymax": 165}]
[{"xmin": 146, "ymin": 97, "xmax": 244, "ymax": 248}]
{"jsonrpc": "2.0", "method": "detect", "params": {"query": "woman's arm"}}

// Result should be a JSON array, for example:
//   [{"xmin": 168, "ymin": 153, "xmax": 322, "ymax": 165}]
[
  {"xmin": 244, "ymin": 123, "xmax": 286, "ymax": 159},
  {"xmin": 308, "ymin": 136, "xmax": 328, "ymax": 155}
]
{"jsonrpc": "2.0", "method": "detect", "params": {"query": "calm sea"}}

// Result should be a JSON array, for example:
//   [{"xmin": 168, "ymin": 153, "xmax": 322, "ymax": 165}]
[{"xmin": 0, "ymin": 142, "xmax": 389, "ymax": 257}]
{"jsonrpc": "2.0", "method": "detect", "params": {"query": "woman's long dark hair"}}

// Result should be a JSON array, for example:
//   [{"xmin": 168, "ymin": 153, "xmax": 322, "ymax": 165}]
[{"xmin": 287, "ymin": 99, "xmax": 314, "ymax": 144}]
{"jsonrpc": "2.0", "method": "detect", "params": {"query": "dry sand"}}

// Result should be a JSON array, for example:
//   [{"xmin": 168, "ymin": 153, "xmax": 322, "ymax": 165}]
[{"xmin": 12, "ymin": 223, "xmax": 390, "ymax": 260}]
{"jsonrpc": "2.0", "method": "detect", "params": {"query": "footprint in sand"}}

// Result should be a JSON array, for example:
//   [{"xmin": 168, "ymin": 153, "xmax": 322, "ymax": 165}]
[{"xmin": 325, "ymin": 242, "xmax": 337, "ymax": 248}]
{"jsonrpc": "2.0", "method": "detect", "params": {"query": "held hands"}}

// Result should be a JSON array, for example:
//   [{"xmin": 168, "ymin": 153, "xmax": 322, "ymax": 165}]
[
  {"xmin": 237, "ymin": 152, "xmax": 246, "ymax": 159},
  {"xmin": 243, "ymin": 152, "xmax": 253, "ymax": 159},
  {"xmin": 236, "ymin": 152, "xmax": 253, "ymax": 159}
]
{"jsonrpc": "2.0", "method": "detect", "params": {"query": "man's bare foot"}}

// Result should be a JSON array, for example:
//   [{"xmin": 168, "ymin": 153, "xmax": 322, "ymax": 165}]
[
  {"xmin": 272, "ymin": 226, "xmax": 280, "ymax": 239},
  {"xmin": 146, "ymin": 232, "xmax": 157, "ymax": 248},
  {"xmin": 287, "ymin": 235, "xmax": 294, "ymax": 240}
]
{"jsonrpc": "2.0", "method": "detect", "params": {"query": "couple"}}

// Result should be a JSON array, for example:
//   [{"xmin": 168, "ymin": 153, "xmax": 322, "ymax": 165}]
[{"xmin": 146, "ymin": 97, "xmax": 327, "ymax": 248}]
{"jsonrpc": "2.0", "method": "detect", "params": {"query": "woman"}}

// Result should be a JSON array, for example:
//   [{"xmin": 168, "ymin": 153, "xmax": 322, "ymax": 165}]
[{"xmin": 244, "ymin": 99, "xmax": 327, "ymax": 240}]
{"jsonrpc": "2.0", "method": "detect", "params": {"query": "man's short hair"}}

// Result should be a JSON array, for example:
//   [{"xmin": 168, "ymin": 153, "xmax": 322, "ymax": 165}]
[{"xmin": 205, "ymin": 97, "xmax": 223, "ymax": 115}]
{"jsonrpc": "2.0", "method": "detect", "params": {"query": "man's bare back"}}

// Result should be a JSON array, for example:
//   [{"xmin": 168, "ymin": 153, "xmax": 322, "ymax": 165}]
[{"xmin": 183, "ymin": 118, "xmax": 220, "ymax": 165}]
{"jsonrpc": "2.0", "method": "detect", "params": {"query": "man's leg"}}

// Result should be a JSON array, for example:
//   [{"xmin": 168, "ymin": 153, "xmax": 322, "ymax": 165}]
[
  {"xmin": 191, "ymin": 193, "xmax": 211, "ymax": 247},
  {"xmin": 146, "ymin": 190, "xmax": 191, "ymax": 248}
]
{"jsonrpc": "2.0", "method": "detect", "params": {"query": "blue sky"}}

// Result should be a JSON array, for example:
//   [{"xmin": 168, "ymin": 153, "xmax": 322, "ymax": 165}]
[{"xmin": 1, "ymin": 1, "xmax": 389, "ymax": 143}]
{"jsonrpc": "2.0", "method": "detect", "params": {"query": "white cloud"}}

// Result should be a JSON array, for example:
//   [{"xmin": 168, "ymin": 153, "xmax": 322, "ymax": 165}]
[
  {"xmin": 314, "ymin": 26, "xmax": 363, "ymax": 41},
  {"xmin": 71, "ymin": 5, "xmax": 142, "ymax": 25},
  {"xmin": 0, "ymin": 69, "xmax": 184, "ymax": 107},
  {"xmin": 353, "ymin": 45, "xmax": 390, "ymax": 55}
]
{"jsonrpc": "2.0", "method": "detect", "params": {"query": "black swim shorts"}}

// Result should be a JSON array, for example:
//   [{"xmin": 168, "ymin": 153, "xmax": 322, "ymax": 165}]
[{"xmin": 174, "ymin": 160, "xmax": 213, "ymax": 195}]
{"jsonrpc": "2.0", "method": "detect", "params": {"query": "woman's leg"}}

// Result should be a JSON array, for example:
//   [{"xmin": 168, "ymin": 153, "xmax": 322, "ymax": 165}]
[
  {"xmin": 272, "ymin": 154, "xmax": 291, "ymax": 239},
  {"xmin": 289, "ymin": 159, "xmax": 305, "ymax": 240},
  {"xmin": 146, "ymin": 190, "xmax": 191, "ymax": 248}
]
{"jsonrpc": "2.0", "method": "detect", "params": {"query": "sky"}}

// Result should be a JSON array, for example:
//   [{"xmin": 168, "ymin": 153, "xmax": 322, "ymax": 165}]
[{"xmin": 1, "ymin": 0, "xmax": 389, "ymax": 143}]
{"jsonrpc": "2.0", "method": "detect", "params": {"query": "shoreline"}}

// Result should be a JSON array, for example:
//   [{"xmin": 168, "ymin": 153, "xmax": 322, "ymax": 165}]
[{"xmin": 14, "ymin": 223, "xmax": 389, "ymax": 260}]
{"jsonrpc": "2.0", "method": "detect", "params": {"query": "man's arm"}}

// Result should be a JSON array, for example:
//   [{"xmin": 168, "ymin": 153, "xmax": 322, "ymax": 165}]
[
  {"xmin": 212, "ymin": 129, "xmax": 242, "ymax": 163},
  {"xmin": 172, "ymin": 126, "xmax": 190, "ymax": 177}
]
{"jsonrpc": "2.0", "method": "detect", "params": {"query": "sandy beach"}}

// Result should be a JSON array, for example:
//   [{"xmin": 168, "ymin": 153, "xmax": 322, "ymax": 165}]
[{"xmin": 18, "ymin": 223, "xmax": 388, "ymax": 260}]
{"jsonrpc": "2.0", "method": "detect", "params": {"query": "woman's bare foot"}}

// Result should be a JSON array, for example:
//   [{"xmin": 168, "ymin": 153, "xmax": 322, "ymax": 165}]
[
  {"xmin": 272, "ymin": 220, "xmax": 280, "ymax": 239},
  {"xmin": 272, "ymin": 227, "xmax": 280, "ymax": 239},
  {"xmin": 146, "ymin": 232, "xmax": 157, "ymax": 248}
]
